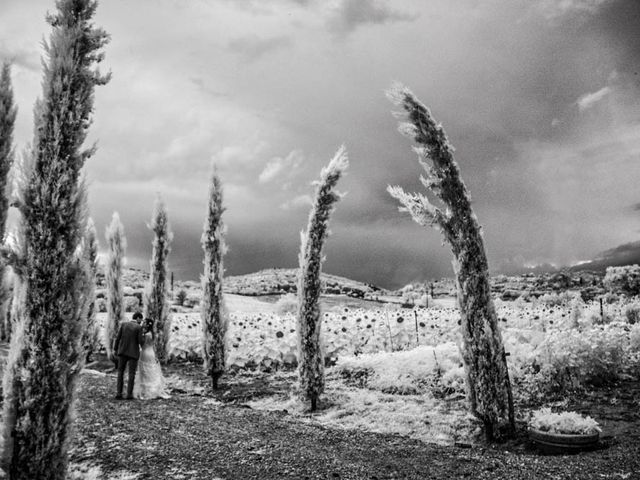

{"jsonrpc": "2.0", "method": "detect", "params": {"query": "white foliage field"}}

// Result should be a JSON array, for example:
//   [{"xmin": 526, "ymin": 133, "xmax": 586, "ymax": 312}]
[
  {"xmin": 96, "ymin": 295, "xmax": 640, "ymax": 445},
  {"xmin": 95, "ymin": 296, "xmax": 639, "ymax": 373},
  {"xmin": 97, "ymin": 297, "xmax": 466, "ymax": 366}
]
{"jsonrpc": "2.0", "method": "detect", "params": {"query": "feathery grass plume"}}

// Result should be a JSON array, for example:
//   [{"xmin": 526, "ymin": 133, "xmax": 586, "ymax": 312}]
[
  {"xmin": 386, "ymin": 83, "xmax": 514, "ymax": 440},
  {"xmin": 144, "ymin": 195, "xmax": 173, "ymax": 364},
  {"xmin": 0, "ymin": 62, "xmax": 17, "ymax": 341},
  {"xmin": 0, "ymin": 147, "xmax": 32, "ymax": 344},
  {"xmin": 201, "ymin": 166, "xmax": 228, "ymax": 389},
  {"xmin": 105, "ymin": 212, "xmax": 126, "ymax": 366},
  {"xmin": 81, "ymin": 218, "xmax": 100, "ymax": 362},
  {"xmin": 297, "ymin": 146, "xmax": 348, "ymax": 411},
  {"xmin": 1, "ymin": 276, "xmax": 25, "ymax": 468},
  {"xmin": 1, "ymin": 172, "xmax": 28, "ymax": 344},
  {"xmin": 0, "ymin": 1, "xmax": 109, "ymax": 476}
]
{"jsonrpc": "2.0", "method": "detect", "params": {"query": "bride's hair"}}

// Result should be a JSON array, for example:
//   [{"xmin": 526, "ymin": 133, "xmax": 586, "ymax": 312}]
[{"xmin": 143, "ymin": 318, "xmax": 155, "ymax": 337}]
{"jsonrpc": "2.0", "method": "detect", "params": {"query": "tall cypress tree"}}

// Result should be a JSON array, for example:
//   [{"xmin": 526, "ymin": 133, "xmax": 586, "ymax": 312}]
[
  {"xmin": 144, "ymin": 195, "xmax": 172, "ymax": 364},
  {"xmin": 386, "ymin": 83, "xmax": 514, "ymax": 439},
  {"xmin": 81, "ymin": 217, "xmax": 100, "ymax": 362},
  {"xmin": 297, "ymin": 146, "xmax": 348, "ymax": 411},
  {"xmin": 0, "ymin": 1, "xmax": 109, "ymax": 477},
  {"xmin": 201, "ymin": 167, "xmax": 228, "ymax": 389},
  {"xmin": 0, "ymin": 62, "xmax": 17, "ymax": 341},
  {"xmin": 105, "ymin": 212, "xmax": 126, "ymax": 366}
]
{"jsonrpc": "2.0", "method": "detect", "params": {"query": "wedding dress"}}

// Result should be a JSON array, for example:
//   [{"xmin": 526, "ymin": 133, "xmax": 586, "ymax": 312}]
[{"xmin": 133, "ymin": 332, "xmax": 171, "ymax": 400}]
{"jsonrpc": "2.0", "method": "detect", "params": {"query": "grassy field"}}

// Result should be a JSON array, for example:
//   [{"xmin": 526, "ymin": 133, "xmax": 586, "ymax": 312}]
[{"xmin": 91, "ymin": 294, "xmax": 640, "ymax": 447}]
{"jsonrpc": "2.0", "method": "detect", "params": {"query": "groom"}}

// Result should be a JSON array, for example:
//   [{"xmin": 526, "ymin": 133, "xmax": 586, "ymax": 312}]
[{"xmin": 113, "ymin": 312, "xmax": 145, "ymax": 400}]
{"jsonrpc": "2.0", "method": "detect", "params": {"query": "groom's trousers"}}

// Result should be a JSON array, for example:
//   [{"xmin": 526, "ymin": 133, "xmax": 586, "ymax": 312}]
[{"xmin": 116, "ymin": 355, "xmax": 138, "ymax": 398}]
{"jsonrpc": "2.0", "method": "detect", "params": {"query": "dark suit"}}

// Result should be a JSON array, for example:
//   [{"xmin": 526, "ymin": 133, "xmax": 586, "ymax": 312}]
[{"xmin": 114, "ymin": 321, "xmax": 144, "ymax": 398}]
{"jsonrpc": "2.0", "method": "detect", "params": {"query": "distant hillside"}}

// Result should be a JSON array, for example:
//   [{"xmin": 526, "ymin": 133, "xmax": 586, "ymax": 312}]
[
  {"xmin": 490, "ymin": 270, "xmax": 605, "ymax": 301},
  {"xmin": 568, "ymin": 241, "xmax": 640, "ymax": 273},
  {"xmin": 96, "ymin": 265, "xmax": 622, "ymax": 306},
  {"xmin": 96, "ymin": 266, "xmax": 388, "ymax": 300},
  {"xmin": 398, "ymin": 270, "xmax": 608, "ymax": 301},
  {"xmin": 223, "ymin": 268, "xmax": 388, "ymax": 298}
]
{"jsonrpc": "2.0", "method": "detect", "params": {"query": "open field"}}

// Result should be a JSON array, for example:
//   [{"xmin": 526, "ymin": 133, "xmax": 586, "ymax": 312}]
[
  {"xmin": 2, "ymin": 291, "xmax": 639, "ymax": 478},
  {"xmin": 92, "ymin": 294, "xmax": 640, "ymax": 448}
]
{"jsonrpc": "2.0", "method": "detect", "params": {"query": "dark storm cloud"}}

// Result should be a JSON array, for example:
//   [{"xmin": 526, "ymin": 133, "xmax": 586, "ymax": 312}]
[
  {"xmin": 599, "ymin": 241, "xmax": 640, "ymax": 265},
  {"xmin": 326, "ymin": 0, "xmax": 418, "ymax": 35},
  {"xmin": 574, "ymin": 241, "xmax": 640, "ymax": 271},
  {"xmin": 589, "ymin": 0, "xmax": 640, "ymax": 84},
  {"xmin": 4, "ymin": 0, "xmax": 640, "ymax": 289},
  {"xmin": 228, "ymin": 35, "xmax": 292, "ymax": 61}
]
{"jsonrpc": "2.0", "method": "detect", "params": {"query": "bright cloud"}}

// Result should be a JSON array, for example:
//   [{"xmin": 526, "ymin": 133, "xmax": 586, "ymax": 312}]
[
  {"xmin": 259, "ymin": 149, "xmax": 305, "ymax": 184},
  {"xmin": 577, "ymin": 86, "xmax": 612, "ymax": 111},
  {"xmin": 536, "ymin": 0, "xmax": 614, "ymax": 19},
  {"xmin": 280, "ymin": 194, "xmax": 313, "ymax": 210}
]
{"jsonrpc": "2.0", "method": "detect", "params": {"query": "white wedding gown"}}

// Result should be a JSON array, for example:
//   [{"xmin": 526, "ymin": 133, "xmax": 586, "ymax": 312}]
[{"xmin": 133, "ymin": 332, "xmax": 171, "ymax": 400}]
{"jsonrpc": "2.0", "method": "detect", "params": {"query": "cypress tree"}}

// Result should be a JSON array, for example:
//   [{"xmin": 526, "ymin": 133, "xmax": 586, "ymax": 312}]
[
  {"xmin": 81, "ymin": 217, "xmax": 100, "ymax": 362},
  {"xmin": 144, "ymin": 195, "xmax": 172, "ymax": 364},
  {"xmin": 105, "ymin": 212, "xmax": 126, "ymax": 367},
  {"xmin": 386, "ymin": 83, "xmax": 514, "ymax": 439},
  {"xmin": 0, "ymin": 1, "xmax": 109, "ymax": 477},
  {"xmin": 297, "ymin": 146, "xmax": 348, "ymax": 411},
  {"xmin": 201, "ymin": 167, "xmax": 228, "ymax": 389},
  {"xmin": 0, "ymin": 62, "xmax": 16, "ymax": 341}
]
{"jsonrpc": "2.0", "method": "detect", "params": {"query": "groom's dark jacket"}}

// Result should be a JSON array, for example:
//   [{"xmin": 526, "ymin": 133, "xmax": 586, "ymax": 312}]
[{"xmin": 114, "ymin": 321, "xmax": 144, "ymax": 359}]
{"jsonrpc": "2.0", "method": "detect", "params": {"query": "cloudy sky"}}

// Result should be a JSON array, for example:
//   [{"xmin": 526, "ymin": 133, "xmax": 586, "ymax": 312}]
[{"xmin": 0, "ymin": 0, "xmax": 639, "ymax": 288}]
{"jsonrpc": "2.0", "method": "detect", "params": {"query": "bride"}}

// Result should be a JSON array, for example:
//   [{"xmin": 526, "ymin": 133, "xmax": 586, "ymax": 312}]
[{"xmin": 133, "ymin": 318, "xmax": 171, "ymax": 400}]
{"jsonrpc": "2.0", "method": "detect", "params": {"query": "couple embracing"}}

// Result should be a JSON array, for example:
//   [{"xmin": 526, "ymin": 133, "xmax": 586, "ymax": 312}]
[{"xmin": 113, "ymin": 312, "xmax": 170, "ymax": 400}]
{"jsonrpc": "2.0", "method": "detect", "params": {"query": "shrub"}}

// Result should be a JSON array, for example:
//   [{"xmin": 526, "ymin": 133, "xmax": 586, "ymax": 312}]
[
  {"xmin": 603, "ymin": 291, "xmax": 620, "ymax": 304},
  {"xmin": 124, "ymin": 296, "xmax": 140, "ymax": 312},
  {"xmin": 580, "ymin": 287, "xmax": 601, "ymax": 302},
  {"xmin": 509, "ymin": 318, "xmax": 635, "ymax": 404},
  {"xmin": 275, "ymin": 293, "xmax": 297, "ymax": 315},
  {"xmin": 335, "ymin": 343, "xmax": 463, "ymax": 396},
  {"xmin": 589, "ymin": 310, "xmax": 614, "ymax": 326},
  {"xmin": 538, "ymin": 291, "xmax": 579, "ymax": 307},
  {"xmin": 537, "ymin": 324, "xmax": 628, "ymax": 387},
  {"xmin": 629, "ymin": 324, "xmax": 640, "ymax": 354},
  {"xmin": 185, "ymin": 293, "xmax": 201, "ymax": 308},
  {"xmin": 175, "ymin": 289, "xmax": 187, "ymax": 306},
  {"xmin": 623, "ymin": 302, "xmax": 640, "ymax": 325},
  {"xmin": 604, "ymin": 265, "xmax": 640, "ymax": 296},
  {"xmin": 529, "ymin": 407, "xmax": 601, "ymax": 435},
  {"xmin": 569, "ymin": 297, "xmax": 584, "ymax": 329}
]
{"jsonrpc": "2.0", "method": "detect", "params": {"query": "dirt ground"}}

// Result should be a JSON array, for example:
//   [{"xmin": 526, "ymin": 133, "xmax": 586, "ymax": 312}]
[{"xmin": 61, "ymin": 355, "xmax": 640, "ymax": 480}]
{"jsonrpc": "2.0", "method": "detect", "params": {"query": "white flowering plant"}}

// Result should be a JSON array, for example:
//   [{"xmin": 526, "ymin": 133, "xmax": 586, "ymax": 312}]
[{"xmin": 529, "ymin": 407, "xmax": 602, "ymax": 435}]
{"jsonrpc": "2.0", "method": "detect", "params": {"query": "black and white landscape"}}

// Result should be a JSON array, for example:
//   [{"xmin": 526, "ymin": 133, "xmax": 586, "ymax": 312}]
[{"xmin": 0, "ymin": 1, "xmax": 639, "ymax": 479}]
